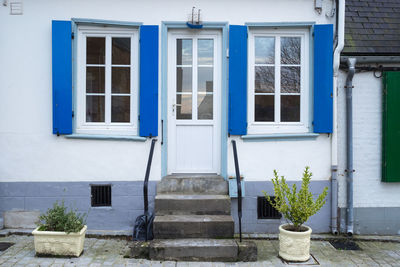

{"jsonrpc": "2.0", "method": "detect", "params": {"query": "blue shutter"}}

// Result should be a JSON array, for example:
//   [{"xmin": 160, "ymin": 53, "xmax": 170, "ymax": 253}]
[
  {"xmin": 52, "ymin": 20, "xmax": 72, "ymax": 135},
  {"xmin": 139, "ymin": 25, "xmax": 159, "ymax": 137},
  {"xmin": 229, "ymin": 25, "xmax": 248, "ymax": 135},
  {"xmin": 313, "ymin": 24, "xmax": 333, "ymax": 133}
]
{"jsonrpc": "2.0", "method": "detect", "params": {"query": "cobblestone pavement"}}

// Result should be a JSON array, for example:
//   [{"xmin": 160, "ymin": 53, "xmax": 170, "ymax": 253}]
[{"xmin": 1, "ymin": 235, "xmax": 400, "ymax": 266}]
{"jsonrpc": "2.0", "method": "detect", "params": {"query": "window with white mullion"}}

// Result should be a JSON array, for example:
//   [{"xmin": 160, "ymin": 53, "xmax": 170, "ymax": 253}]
[
  {"xmin": 104, "ymin": 35, "xmax": 112, "ymax": 125},
  {"xmin": 197, "ymin": 38, "xmax": 214, "ymax": 120}
]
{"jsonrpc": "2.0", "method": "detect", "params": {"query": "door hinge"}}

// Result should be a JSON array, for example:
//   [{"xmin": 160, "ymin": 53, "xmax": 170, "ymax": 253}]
[
  {"xmin": 72, "ymin": 111, "xmax": 74, "ymax": 118},
  {"xmin": 71, "ymin": 32, "xmax": 75, "ymax": 39},
  {"xmin": 138, "ymin": 115, "xmax": 140, "ymax": 121}
]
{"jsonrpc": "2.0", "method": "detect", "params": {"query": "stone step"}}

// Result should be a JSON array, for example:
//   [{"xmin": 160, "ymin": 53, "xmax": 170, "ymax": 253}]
[
  {"xmin": 157, "ymin": 175, "xmax": 228, "ymax": 195},
  {"xmin": 155, "ymin": 194, "xmax": 231, "ymax": 215},
  {"xmin": 153, "ymin": 215, "xmax": 234, "ymax": 239},
  {"xmin": 130, "ymin": 239, "xmax": 258, "ymax": 262}
]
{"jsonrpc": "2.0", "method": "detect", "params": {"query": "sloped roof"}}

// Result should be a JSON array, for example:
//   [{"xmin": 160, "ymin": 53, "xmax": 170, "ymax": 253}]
[{"xmin": 343, "ymin": 0, "xmax": 400, "ymax": 55}]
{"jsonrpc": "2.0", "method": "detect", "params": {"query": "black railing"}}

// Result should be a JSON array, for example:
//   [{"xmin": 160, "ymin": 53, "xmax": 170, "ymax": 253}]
[
  {"xmin": 144, "ymin": 138, "xmax": 157, "ymax": 241},
  {"xmin": 231, "ymin": 140, "xmax": 242, "ymax": 242}
]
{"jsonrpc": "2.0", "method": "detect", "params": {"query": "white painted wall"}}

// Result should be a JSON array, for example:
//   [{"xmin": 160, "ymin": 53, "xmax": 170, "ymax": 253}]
[
  {"xmin": 0, "ymin": 0, "xmax": 335, "ymax": 182},
  {"xmin": 337, "ymin": 70, "xmax": 400, "ymax": 207}
]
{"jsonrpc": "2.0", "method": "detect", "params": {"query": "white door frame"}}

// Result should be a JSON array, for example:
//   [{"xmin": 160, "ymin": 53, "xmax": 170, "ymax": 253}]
[{"xmin": 167, "ymin": 29, "xmax": 222, "ymax": 174}]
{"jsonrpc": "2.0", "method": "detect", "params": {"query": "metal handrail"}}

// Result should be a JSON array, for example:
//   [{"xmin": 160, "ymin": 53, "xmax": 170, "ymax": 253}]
[
  {"xmin": 231, "ymin": 140, "xmax": 242, "ymax": 242},
  {"xmin": 144, "ymin": 138, "xmax": 157, "ymax": 241}
]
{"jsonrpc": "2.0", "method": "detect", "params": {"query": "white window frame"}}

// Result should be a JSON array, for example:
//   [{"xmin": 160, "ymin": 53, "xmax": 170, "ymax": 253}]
[
  {"xmin": 75, "ymin": 26, "xmax": 139, "ymax": 135},
  {"xmin": 248, "ymin": 28, "xmax": 310, "ymax": 134}
]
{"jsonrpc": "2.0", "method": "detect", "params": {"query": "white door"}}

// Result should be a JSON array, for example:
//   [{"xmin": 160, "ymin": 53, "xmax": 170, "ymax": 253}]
[{"xmin": 167, "ymin": 30, "xmax": 221, "ymax": 174}]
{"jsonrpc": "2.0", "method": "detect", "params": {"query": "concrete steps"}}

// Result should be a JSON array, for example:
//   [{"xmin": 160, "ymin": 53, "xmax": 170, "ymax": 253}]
[
  {"xmin": 153, "ymin": 215, "xmax": 234, "ymax": 239},
  {"xmin": 155, "ymin": 194, "xmax": 231, "ymax": 215},
  {"xmin": 157, "ymin": 175, "xmax": 228, "ymax": 195}
]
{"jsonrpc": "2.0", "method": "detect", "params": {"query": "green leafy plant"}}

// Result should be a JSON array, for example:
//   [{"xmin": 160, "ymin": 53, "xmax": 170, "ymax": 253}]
[
  {"xmin": 263, "ymin": 166, "xmax": 328, "ymax": 232},
  {"xmin": 36, "ymin": 201, "xmax": 86, "ymax": 233}
]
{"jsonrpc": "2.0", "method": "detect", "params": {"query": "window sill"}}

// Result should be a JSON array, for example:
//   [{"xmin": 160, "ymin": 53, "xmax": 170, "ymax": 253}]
[
  {"xmin": 241, "ymin": 133, "xmax": 319, "ymax": 142},
  {"xmin": 65, "ymin": 134, "xmax": 146, "ymax": 142}
]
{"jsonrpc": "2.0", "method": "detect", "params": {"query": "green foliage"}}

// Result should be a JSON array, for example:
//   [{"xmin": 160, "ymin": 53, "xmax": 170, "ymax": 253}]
[
  {"xmin": 263, "ymin": 167, "xmax": 328, "ymax": 231},
  {"xmin": 36, "ymin": 201, "xmax": 86, "ymax": 233}
]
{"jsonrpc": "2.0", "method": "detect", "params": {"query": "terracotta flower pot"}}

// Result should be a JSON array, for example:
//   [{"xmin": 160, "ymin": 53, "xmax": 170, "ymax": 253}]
[
  {"xmin": 278, "ymin": 224, "xmax": 312, "ymax": 262},
  {"xmin": 32, "ymin": 225, "xmax": 87, "ymax": 257}
]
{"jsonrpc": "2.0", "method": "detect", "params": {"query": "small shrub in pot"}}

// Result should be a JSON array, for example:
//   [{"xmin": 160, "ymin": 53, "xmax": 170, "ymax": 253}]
[
  {"xmin": 263, "ymin": 167, "xmax": 328, "ymax": 262},
  {"xmin": 33, "ymin": 201, "xmax": 87, "ymax": 257}
]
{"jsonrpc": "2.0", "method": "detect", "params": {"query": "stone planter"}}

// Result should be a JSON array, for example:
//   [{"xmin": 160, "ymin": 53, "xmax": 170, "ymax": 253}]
[
  {"xmin": 278, "ymin": 224, "xmax": 312, "ymax": 262},
  {"xmin": 32, "ymin": 225, "xmax": 87, "ymax": 257}
]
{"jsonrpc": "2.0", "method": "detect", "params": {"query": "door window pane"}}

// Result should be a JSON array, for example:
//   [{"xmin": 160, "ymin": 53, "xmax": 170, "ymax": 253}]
[
  {"xmin": 176, "ymin": 94, "xmax": 192, "ymax": 119},
  {"xmin": 198, "ymin": 93, "xmax": 213, "ymax": 120},
  {"xmin": 255, "ymin": 66, "xmax": 274, "ymax": 93},
  {"xmin": 177, "ymin": 67, "xmax": 192, "ymax": 92},
  {"xmin": 87, "ymin": 37, "xmax": 105, "ymax": 64},
  {"xmin": 198, "ymin": 39, "xmax": 213, "ymax": 65},
  {"xmin": 111, "ymin": 96, "xmax": 130, "ymax": 122},
  {"xmin": 86, "ymin": 96, "xmax": 105, "ymax": 122},
  {"xmin": 177, "ymin": 39, "xmax": 192, "ymax": 65},
  {"xmin": 281, "ymin": 67, "xmax": 300, "ymax": 93},
  {"xmin": 281, "ymin": 37, "xmax": 301, "ymax": 65},
  {"xmin": 255, "ymin": 37, "xmax": 275, "ymax": 64},
  {"xmin": 255, "ymin": 95, "xmax": 274, "ymax": 122},
  {"xmin": 112, "ymin": 67, "xmax": 130, "ymax": 94},
  {"xmin": 281, "ymin": 95, "xmax": 300, "ymax": 122},
  {"xmin": 198, "ymin": 67, "xmax": 213, "ymax": 93},
  {"xmin": 86, "ymin": 67, "xmax": 105, "ymax": 93},
  {"xmin": 112, "ymin": 38, "xmax": 131, "ymax": 65}
]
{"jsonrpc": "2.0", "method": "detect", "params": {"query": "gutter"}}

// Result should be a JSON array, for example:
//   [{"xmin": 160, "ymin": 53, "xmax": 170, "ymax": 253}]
[
  {"xmin": 345, "ymin": 58, "xmax": 356, "ymax": 236},
  {"xmin": 331, "ymin": 0, "xmax": 345, "ymax": 235}
]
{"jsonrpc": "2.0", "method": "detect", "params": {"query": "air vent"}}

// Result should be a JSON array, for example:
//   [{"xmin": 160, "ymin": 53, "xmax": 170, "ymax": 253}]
[
  {"xmin": 257, "ymin": 196, "xmax": 281, "ymax": 219},
  {"xmin": 91, "ymin": 185, "xmax": 112, "ymax": 207}
]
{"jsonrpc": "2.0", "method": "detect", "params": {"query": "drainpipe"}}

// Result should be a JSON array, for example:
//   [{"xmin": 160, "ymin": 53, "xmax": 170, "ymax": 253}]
[
  {"xmin": 345, "ymin": 57, "xmax": 356, "ymax": 236},
  {"xmin": 331, "ymin": 0, "xmax": 345, "ymax": 235}
]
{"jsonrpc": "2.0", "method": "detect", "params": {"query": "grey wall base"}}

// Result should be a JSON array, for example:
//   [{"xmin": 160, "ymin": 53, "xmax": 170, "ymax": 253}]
[
  {"xmin": 231, "ymin": 180, "xmax": 331, "ymax": 234},
  {"xmin": 0, "ymin": 181, "xmax": 156, "ymax": 230},
  {"xmin": 339, "ymin": 207, "xmax": 400, "ymax": 235},
  {"xmin": 1, "ymin": 180, "xmax": 331, "ymax": 233}
]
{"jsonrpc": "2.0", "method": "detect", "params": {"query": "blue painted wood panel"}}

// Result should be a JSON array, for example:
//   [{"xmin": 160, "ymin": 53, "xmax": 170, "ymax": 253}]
[
  {"xmin": 52, "ymin": 20, "xmax": 73, "ymax": 135},
  {"xmin": 229, "ymin": 25, "xmax": 248, "ymax": 135},
  {"xmin": 139, "ymin": 25, "xmax": 159, "ymax": 137},
  {"xmin": 313, "ymin": 24, "xmax": 333, "ymax": 133}
]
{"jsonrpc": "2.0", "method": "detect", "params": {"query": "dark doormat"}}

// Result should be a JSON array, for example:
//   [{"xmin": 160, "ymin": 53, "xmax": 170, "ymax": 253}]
[
  {"xmin": 329, "ymin": 239, "xmax": 361, "ymax": 250},
  {"xmin": 0, "ymin": 242, "xmax": 14, "ymax": 251}
]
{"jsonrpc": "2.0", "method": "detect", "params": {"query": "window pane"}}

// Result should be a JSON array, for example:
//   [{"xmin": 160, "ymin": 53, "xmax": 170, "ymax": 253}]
[
  {"xmin": 112, "ymin": 67, "xmax": 130, "ymax": 94},
  {"xmin": 86, "ymin": 96, "xmax": 105, "ymax": 122},
  {"xmin": 255, "ymin": 95, "xmax": 274, "ymax": 122},
  {"xmin": 281, "ymin": 37, "xmax": 301, "ymax": 65},
  {"xmin": 111, "ymin": 96, "xmax": 130, "ymax": 122},
  {"xmin": 177, "ymin": 39, "xmax": 192, "ymax": 65},
  {"xmin": 255, "ymin": 37, "xmax": 275, "ymax": 64},
  {"xmin": 112, "ymin": 38, "xmax": 131, "ymax": 65},
  {"xmin": 86, "ymin": 67, "xmax": 105, "ymax": 93},
  {"xmin": 87, "ymin": 37, "xmax": 105, "ymax": 64},
  {"xmin": 176, "ymin": 94, "xmax": 192, "ymax": 119},
  {"xmin": 255, "ymin": 66, "xmax": 274, "ymax": 93},
  {"xmin": 281, "ymin": 95, "xmax": 300, "ymax": 122},
  {"xmin": 281, "ymin": 66, "xmax": 300, "ymax": 93},
  {"xmin": 198, "ymin": 39, "xmax": 213, "ymax": 65},
  {"xmin": 198, "ymin": 93, "xmax": 213, "ymax": 120},
  {"xmin": 177, "ymin": 67, "xmax": 192, "ymax": 92},
  {"xmin": 198, "ymin": 67, "xmax": 213, "ymax": 93}
]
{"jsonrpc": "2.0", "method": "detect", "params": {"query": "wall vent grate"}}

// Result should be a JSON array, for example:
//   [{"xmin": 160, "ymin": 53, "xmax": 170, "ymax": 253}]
[
  {"xmin": 257, "ymin": 196, "xmax": 281, "ymax": 219},
  {"xmin": 91, "ymin": 185, "xmax": 112, "ymax": 207}
]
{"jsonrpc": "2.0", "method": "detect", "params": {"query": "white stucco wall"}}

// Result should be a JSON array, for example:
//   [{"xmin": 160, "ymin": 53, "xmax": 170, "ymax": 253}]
[
  {"xmin": 337, "ymin": 70, "xmax": 400, "ymax": 208},
  {"xmin": 0, "ymin": 0, "xmax": 335, "ymax": 182}
]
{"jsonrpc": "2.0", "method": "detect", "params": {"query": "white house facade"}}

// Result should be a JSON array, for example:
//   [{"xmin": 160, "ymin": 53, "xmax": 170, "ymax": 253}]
[{"xmin": 1, "ymin": 0, "xmax": 344, "ymax": 234}]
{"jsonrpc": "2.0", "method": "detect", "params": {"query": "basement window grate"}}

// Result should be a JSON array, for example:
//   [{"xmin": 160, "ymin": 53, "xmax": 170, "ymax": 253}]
[
  {"xmin": 257, "ymin": 196, "xmax": 281, "ymax": 219},
  {"xmin": 91, "ymin": 185, "xmax": 112, "ymax": 207}
]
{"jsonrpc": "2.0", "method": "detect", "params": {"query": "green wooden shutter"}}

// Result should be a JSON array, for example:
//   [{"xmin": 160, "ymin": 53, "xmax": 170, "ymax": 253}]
[{"xmin": 382, "ymin": 71, "xmax": 400, "ymax": 182}]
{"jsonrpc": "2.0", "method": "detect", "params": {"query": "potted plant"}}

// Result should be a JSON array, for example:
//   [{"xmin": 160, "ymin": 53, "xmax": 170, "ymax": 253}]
[
  {"xmin": 263, "ymin": 167, "xmax": 328, "ymax": 262},
  {"xmin": 32, "ymin": 201, "xmax": 87, "ymax": 257}
]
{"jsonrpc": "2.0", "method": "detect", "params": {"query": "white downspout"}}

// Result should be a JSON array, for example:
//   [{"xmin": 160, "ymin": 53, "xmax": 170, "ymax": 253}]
[{"xmin": 331, "ymin": 0, "xmax": 345, "ymax": 235}]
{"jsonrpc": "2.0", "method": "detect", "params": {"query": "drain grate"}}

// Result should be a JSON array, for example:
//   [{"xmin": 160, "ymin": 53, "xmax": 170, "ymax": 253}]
[
  {"xmin": 329, "ymin": 239, "xmax": 361, "ymax": 250},
  {"xmin": 0, "ymin": 242, "xmax": 14, "ymax": 251}
]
